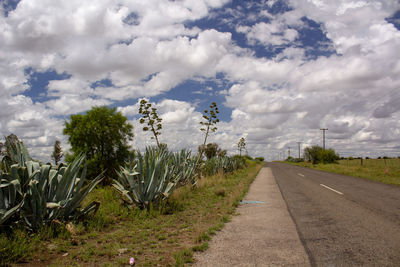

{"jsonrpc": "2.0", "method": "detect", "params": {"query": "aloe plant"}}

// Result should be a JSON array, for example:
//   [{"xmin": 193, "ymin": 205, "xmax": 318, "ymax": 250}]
[{"xmin": 113, "ymin": 147, "xmax": 196, "ymax": 209}]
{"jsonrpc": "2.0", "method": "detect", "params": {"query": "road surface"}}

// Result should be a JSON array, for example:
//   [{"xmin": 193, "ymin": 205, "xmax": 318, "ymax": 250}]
[{"xmin": 269, "ymin": 162, "xmax": 400, "ymax": 266}]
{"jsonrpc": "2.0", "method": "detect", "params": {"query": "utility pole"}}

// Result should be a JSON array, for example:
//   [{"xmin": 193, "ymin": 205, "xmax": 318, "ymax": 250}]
[
  {"xmin": 288, "ymin": 147, "xmax": 291, "ymax": 158},
  {"xmin": 297, "ymin": 142, "xmax": 301, "ymax": 158},
  {"xmin": 320, "ymin": 128, "xmax": 328, "ymax": 149}
]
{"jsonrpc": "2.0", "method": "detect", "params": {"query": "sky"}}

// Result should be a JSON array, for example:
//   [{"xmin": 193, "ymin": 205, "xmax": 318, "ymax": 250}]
[{"xmin": 1, "ymin": 0, "xmax": 400, "ymax": 162}]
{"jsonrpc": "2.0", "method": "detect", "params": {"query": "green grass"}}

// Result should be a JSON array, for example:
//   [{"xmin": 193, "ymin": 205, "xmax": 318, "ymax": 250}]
[
  {"xmin": 1, "ymin": 161, "xmax": 263, "ymax": 266},
  {"xmin": 285, "ymin": 158, "xmax": 400, "ymax": 186}
]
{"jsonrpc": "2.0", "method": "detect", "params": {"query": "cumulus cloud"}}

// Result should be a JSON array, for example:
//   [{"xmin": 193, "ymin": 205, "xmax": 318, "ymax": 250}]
[
  {"xmin": 238, "ymin": 21, "xmax": 299, "ymax": 46},
  {"xmin": 1, "ymin": 0, "xmax": 400, "ymax": 162}
]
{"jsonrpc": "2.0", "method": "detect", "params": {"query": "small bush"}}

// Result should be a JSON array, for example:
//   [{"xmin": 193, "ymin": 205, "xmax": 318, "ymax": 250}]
[
  {"xmin": 286, "ymin": 157, "xmax": 304, "ymax": 163},
  {"xmin": 304, "ymin": 146, "xmax": 339, "ymax": 164},
  {"xmin": 243, "ymin": 155, "xmax": 253, "ymax": 161}
]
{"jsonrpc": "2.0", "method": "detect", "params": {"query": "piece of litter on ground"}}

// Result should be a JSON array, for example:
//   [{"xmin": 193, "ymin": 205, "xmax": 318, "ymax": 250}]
[
  {"xmin": 118, "ymin": 248, "xmax": 128, "ymax": 255},
  {"xmin": 240, "ymin": 200, "xmax": 264, "ymax": 204},
  {"xmin": 62, "ymin": 253, "xmax": 69, "ymax": 257}
]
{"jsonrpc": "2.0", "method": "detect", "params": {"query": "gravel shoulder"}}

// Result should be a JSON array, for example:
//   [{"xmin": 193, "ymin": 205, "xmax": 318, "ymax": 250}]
[{"xmin": 193, "ymin": 167, "xmax": 310, "ymax": 266}]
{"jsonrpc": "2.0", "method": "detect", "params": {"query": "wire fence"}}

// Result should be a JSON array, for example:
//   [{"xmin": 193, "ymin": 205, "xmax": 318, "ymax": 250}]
[{"xmin": 339, "ymin": 158, "xmax": 400, "ymax": 168}]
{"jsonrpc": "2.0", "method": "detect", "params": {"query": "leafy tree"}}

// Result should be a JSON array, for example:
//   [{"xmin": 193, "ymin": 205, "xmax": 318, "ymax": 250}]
[
  {"xmin": 51, "ymin": 140, "xmax": 63, "ymax": 165},
  {"xmin": 138, "ymin": 99, "xmax": 162, "ymax": 147},
  {"xmin": 304, "ymin": 146, "xmax": 339, "ymax": 164},
  {"xmin": 200, "ymin": 102, "xmax": 219, "ymax": 147},
  {"xmin": 63, "ymin": 106, "xmax": 134, "ymax": 181},
  {"xmin": 237, "ymin": 137, "xmax": 246, "ymax": 156}
]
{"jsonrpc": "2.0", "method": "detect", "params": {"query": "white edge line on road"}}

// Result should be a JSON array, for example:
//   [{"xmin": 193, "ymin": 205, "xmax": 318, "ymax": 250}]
[
  {"xmin": 298, "ymin": 173, "xmax": 305, "ymax": 177},
  {"xmin": 320, "ymin": 184, "xmax": 343, "ymax": 195}
]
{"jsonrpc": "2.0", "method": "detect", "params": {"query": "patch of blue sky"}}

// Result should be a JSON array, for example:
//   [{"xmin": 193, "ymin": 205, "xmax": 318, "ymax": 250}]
[
  {"xmin": 90, "ymin": 78, "xmax": 113, "ymax": 88},
  {"xmin": 386, "ymin": 10, "xmax": 400, "ymax": 30},
  {"xmin": 23, "ymin": 68, "xmax": 71, "ymax": 102},
  {"xmin": 150, "ymin": 74, "xmax": 234, "ymax": 122},
  {"xmin": 1, "ymin": 0, "xmax": 21, "ymax": 17},
  {"xmin": 295, "ymin": 17, "xmax": 336, "ymax": 59},
  {"xmin": 123, "ymin": 12, "xmax": 140, "ymax": 26}
]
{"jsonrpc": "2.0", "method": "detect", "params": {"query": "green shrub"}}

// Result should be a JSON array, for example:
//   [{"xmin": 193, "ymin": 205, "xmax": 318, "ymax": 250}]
[
  {"xmin": 304, "ymin": 146, "xmax": 339, "ymax": 164},
  {"xmin": 286, "ymin": 157, "xmax": 304, "ymax": 163},
  {"xmin": 243, "ymin": 155, "xmax": 253, "ymax": 161}
]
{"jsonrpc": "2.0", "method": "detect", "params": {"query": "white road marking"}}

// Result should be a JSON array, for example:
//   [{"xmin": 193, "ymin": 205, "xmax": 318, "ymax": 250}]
[
  {"xmin": 298, "ymin": 173, "xmax": 305, "ymax": 177},
  {"xmin": 320, "ymin": 184, "xmax": 343, "ymax": 195}
]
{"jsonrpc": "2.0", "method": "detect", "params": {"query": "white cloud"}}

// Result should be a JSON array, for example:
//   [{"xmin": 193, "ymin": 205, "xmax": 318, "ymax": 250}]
[
  {"xmin": 238, "ymin": 21, "xmax": 299, "ymax": 46},
  {"xmin": 1, "ymin": 0, "xmax": 400, "ymax": 162}
]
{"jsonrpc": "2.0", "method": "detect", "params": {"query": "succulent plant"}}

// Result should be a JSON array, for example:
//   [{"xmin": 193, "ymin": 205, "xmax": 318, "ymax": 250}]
[
  {"xmin": 0, "ymin": 137, "xmax": 103, "ymax": 231},
  {"xmin": 201, "ymin": 156, "xmax": 247, "ymax": 176},
  {"xmin": 0, "ymin": 172, "xmax": 24, "ymax": 227},
  {"xmin": 113, "ymin": 147, "xmax": 197, "ymax": 209}
]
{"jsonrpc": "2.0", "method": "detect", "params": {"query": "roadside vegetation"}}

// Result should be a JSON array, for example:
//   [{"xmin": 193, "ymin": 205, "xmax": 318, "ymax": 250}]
[
  {"xmin": 287, "ymin": 158, "xmax": 400, "ymax": 186},
  {"xmin": 0, "ymin": 101, "xmax": 264, "ymax": 266},
  {"xmin": 283, "ymin": 145, "xmax": 399, "ymax": 186}
]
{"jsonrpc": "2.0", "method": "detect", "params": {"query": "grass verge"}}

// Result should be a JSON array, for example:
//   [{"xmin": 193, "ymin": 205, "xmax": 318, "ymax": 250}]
[
  {"xmin": 284, "ymin": 158, "xmax": 400, "ymax": 186},
  {"xmin": 2, "ymin": 161, "xmax": 262, "ymax": 266}
]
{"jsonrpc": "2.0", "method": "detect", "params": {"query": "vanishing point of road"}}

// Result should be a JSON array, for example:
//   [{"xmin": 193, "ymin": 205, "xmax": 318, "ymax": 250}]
[{"xmin": 269, "ymin": 162, "xmax": 400, "ymax": 266}]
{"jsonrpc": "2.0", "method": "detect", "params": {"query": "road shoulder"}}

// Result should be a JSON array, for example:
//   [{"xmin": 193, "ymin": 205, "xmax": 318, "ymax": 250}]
[{"xmin": 193, "ymin": 167, "xmax": 310, "ymax": 266}]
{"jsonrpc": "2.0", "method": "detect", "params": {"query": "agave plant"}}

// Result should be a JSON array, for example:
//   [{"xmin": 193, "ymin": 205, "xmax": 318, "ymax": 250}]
[
  {"xmin": 201, "ymin": 155, "xmax": 247, "ymax": 176},
  {"xmin": 20, "ymin": 155, "xmax": 103, "ymax": 230},
  {"xmin": 170, "ymin": 149, "xmax": 198, "ymax": 186},
  {"xmin": 113, "ymin": 146, "xmax": 192, "ymax": 209},
  {"xmin": 0, "ymin": 173, "xmax": 24, "ymax": 227},
  {"xmin": 0, "ymin": 136, "xmax": 103, "ymax": 231},
  {"xmin": 1, "ymin": 134, "xmax": 32, "ymax": 173}
]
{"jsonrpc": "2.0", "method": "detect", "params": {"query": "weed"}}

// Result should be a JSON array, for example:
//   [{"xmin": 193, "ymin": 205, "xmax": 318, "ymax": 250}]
[
  {"xmin": 192, "ymin": 242, "xmax": 209, "ymax": 252},
  {"xmin": 0, "ymin": 229, "xmax": 34, "ymax": 265},
  {"xmin": 222, "ymin": 215, "xmax": 231, "ymax": 223},
  {"xmin": 174, "ymin": 248, "xmax": 194, "ymax": 266},
  {"xmin": 196, "ymin": 232, "xmax": 211, "ymax": 243}
]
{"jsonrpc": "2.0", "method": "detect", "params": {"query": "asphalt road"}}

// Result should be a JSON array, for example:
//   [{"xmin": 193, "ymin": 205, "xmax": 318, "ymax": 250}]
[{"xmin": 269, "ymin": 162, "xmax": 400, "ymax": 266}]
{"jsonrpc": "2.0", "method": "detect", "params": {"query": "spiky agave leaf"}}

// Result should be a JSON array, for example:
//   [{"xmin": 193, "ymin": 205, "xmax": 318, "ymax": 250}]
[{"xmin": 0, "ymin": 174, "xmax": 24, "ymax": 227}]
